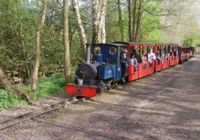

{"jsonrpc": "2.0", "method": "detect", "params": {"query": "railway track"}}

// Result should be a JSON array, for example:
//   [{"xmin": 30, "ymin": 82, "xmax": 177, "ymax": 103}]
[{"xmin": 0, "ymin": 98, "xmax": 82, "ymax": 131}]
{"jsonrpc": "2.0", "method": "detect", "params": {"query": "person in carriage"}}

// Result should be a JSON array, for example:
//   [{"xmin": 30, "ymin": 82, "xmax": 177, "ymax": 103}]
[
  {"xmin": 147, "ymin": 48, "xmax": 156, "ymax": 66},
  {"xmin": 156, "ymin": 51, "xmax": 161, "ymax": 64},
  {"xmin": 130, "ymin": 53, "xmax": 138, "ymax": 72}
]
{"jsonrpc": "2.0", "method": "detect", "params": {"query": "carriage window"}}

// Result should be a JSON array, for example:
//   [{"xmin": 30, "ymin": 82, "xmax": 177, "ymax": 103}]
[
  {"xmin": 109, "ymin": 47, "xmax": 117, "ymax": 55},
  {"xmin": 94, "ymin": 46, "xmax": 101, "ymax": 54}
]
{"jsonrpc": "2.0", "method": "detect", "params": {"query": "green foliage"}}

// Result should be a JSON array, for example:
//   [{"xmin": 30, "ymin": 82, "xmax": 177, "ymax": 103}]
[
  {"xmin": 184, "ymin": 38, "xmax": 193, "ymax": 46},
  {"xmin": 0, "ymin": 0, "xmax": 36, "ymax": 79},
  {"xmin": 0, "ymin": 89, "xmax": 26, "ymax": 109},
  {"xmin": 184, "ymin": 27, "xmax": 200, "ymax": 46},
  {"xmin": 0, "ymin": 0, "xmax": 84, "ymax": 82},
  {"xmin": 140, "ymin": 1, "xmax": 163, "ymax": 43},
  {"xmin": 0, "ymin": 74, "xmax": 66, "ymax": 109},
  {"xmin": 106, "ymin": 0, "xmax": 163, "ymax": 43},
  {"xmin": 106, "ymin": 1, "xmax": 129, "ymax": 42},
  {"xmin": 34, "ymin": 74, "xmax": 66, "ymax": 99}
]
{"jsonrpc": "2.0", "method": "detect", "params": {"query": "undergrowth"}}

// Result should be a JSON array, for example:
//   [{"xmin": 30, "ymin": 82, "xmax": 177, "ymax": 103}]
[
  {"xmin": 0, "ymin": 89, "xmax": 26, "ymax": 109},
  {"xmin": 34, "ymin": 73, "xmax": 66, "ymax": 99},
  {"xmin": 0, "ymin": 73, "xmax": 67, "ymax": 109}
]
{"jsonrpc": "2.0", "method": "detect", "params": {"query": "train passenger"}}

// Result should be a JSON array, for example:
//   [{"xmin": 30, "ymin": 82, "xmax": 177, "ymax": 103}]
[
  {"xmin": 174, "ymin": 48, "xmax": 178, "ymax": 59},
  {"xmin": 142, "ymin": 54, "xmax": 147, "ymax": 69},
  {"xmin": 132, "ymin": 49, "xmax": 142, "ymax": 64},
  {"xmin": 120, "ymin": 49, "xmax": 128, "ymax": 83},
  {"xmin": 147, "ymin": 49, "xmax": 156, "ymax": 65},
  {"xmin": 132, "ymin": 49, "xmax": 136, "ymax": 56},
  {"xmin": 161, "ymin": 51, "xmax": 165, "ymax": 64},
  {"xmin": 136, "ymin": 53, "xmax": 142, "ymax": 63},
  {"xmin": 130, "ymin": 54, "xmax": 138, "ymax": 71},
  {"xmin": 156, "ymin": 51, "xmax": 161, "ymax": 64},
  {"xmin": 142, "ymin": 54, "xmax": 147, "ymax": 63},
  {"xmin": 166, "ymin": 52, "xmax": 170, "ymax": 60},
  {"xmin": 170, "ymin": 49, "xmax": 173, "ymax": 56},
  {"xmin": 190, "ymin": 49, "xmax": 193, "ymax": 56}
]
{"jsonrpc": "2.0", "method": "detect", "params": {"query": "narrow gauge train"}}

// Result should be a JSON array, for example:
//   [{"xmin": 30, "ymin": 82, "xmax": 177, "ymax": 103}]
[{"xmin": 66, "ymin": 42, "xmax": 195, "ymax": 98}]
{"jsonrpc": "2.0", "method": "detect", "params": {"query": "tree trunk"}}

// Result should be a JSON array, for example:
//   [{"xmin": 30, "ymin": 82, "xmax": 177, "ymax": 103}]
[
  {"xmin": 99, "ymin": 0, "xmax": 107, "ymax": 43},
  {"xmin": 135, "ymin": 0, "xmax": 143, "ymax": 42},
  {"xmin": 0, "ymin": 67, "xmax": 29, "ymax": 102},
  {"xmin": 100, "ymin": 14, "xmax": 106, "ymax": 43},
  {"xmin": 106, "ymin": 13, "xmax": 112, "ymax": 42},
  {"xmin": 32, "ymin": 0, "xmax": 48, "ymax": 91},
  {"xmin": 92, "ymin": 0, "xmax": 107, "ymax": 43},
  {"xmin": 117, "ymin": 0, "xmax": 124, "ymax": 41},
  {"xmin": 72, "ymin": 0, "xmax": 87, "ymax": 55},
  {"xmin": 63, "ymin": 0, "xmax": 71, "ymax": 83},
  {"xmin": 0, "ymin": 67, "xmax": 13, "ymax": 92},
  {"xmin": 92, "ymin": 0, "xmax": 100, "ymax": 43},
  {"xmin": 128, "ymin": 0, "xmax": 132, "ymax": 42},
  {"xmin": 132, "ymin": 0, "xmax": 137, "ymax": 41}
]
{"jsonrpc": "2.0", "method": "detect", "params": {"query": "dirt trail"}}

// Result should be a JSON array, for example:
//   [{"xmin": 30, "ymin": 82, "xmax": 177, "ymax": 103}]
[{"xmin": 0, "ymin": 52, "xmax": 200, "ymax": 140}]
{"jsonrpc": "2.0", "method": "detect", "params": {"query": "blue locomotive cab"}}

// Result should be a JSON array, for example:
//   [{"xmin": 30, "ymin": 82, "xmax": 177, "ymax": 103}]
[
  {"xmin": 93, "ymin": 44, "xmax": 119, "ymax": 64},
  {"xmin": 92, "ymin": 44, "xmax": 123, "ymax": 82}
]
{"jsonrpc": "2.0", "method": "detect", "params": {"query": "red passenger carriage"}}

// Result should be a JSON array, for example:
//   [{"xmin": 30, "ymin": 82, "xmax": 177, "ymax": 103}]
[
  {"xmin": 114, "ymin": 42, "xmax": 180, "ymax": 82},
  {"xmin": 178, "ymin": 46, "xmax": 193, "ymax": 62}
]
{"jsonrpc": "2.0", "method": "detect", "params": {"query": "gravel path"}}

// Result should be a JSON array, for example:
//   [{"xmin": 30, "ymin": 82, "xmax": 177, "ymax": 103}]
[{"xmin": 0, "ymin": 53, "xmax": 200, "ymax": 140}]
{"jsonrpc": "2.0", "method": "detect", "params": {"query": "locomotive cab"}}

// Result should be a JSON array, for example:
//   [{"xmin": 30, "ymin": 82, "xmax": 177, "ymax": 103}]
[{"xmin": 92, "ymin": 44, "xmax": 123, "ymax": 81}]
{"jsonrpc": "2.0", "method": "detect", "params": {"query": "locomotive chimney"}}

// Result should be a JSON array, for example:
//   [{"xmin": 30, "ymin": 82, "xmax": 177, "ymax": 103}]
[{"xmin": 86, "ymin": 43, "xmax": 91, "ymax": 63}]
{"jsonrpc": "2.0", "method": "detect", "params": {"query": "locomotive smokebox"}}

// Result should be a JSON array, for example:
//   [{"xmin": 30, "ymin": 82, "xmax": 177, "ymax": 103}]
[{"xmin": 76, "ymin": 63, "xmax": 97, "ymax": 85}]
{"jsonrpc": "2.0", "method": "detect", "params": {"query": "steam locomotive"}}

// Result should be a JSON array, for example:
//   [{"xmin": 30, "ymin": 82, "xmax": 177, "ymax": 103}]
[{"xmin": 66, "ymin": 42, "xmax": 195, "ymax": 98}]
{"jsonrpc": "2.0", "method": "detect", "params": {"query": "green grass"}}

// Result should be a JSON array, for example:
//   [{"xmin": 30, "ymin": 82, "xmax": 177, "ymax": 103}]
[
  {"xmin": 0, "ymin": 73, "xmax": 67, "ymax": 109},
  {"xmin": 0, "ymin": 89, "xmax": 26, "ymax": 109},
  {"xmin": 34, "ymin": 73, "xmax": 66, "ymax": 99}
]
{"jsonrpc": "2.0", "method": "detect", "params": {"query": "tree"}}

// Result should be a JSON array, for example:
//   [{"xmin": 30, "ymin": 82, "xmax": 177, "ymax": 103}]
[
  {"xmin": 128, "ymin": 0, "xmax": 144, "ymax": 42},
  {"xmin": 32, "ymin": 0, "xmax": 48, "ymax": 91},
  {"xmin": 99, "ymin": 0, "xmax": 107, "ymax": 43},
  {"xmin": 131, "ymin": 0, "xmax": 137, "ymax": 41},
  {"xmin": 63, "ymin": 0, "xmax": 71, "ymax": 82},
  {"xmin": 127, "ymin": 0, "xmax": 132, "ymax": 41},
  {"xmin": 92, "ymin": 0, "xmax": 108, "ymax": 43},
  {"xmin": 134, "ymin": 0, "xmax": 143, "ymax": 42},
  {"xmin": 72, "ymin": 0, "xmax": 87, "ymax": 55},
  {"xmin": 117, "ymin": 0, "xmax": 124, "ymax": 41},
  {"xmin": 161, "ymin": 0, "xmax": 199, "ymax": 44},
  {"xmin": 0, "ymin": 67, "xmax": 13, "ymax": 94},
  {"xmin": 0, "ymin": 67, "xmax": 29, "ymax": 102}
]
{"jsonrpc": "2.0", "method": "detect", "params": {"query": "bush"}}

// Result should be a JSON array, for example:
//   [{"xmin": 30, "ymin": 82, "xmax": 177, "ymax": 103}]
[
  {"xmin": 0, "ymin": 89, "xmax": 25, "ymax": 109},
  {"xmin": 34, "ymin": 74, "xmax": 66, "ymax": 99},
  {"xmin": 0, "ymin": 73, "xmax": 66, "ymax": 109}
]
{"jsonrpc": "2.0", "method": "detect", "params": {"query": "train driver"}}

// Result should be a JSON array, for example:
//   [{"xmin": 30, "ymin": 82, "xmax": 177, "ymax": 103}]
[{"xmin": 120, "ymin": 48, "xmax": 128, "ymax": 83}]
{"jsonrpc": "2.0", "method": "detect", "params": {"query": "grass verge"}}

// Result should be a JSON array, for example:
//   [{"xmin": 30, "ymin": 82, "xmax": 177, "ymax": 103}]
[
  {"xmin": 0, "ymin": 89, "xmax": 26, "ymax": 109},
  {"xmin": 0, "ymin": 73, "xmax": 67, "ymax": 109}
]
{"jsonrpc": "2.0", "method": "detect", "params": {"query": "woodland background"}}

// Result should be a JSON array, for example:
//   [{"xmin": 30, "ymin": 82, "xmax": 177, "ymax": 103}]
[{"xmin": 0, "ymin": 0, "xmax": 200, "ymax": 108}]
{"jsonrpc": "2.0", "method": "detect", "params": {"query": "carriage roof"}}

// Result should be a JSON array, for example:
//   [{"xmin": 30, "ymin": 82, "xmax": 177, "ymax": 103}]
[
  {"xmin": 179, "ymin": 46, "xmax": 193, "ymax": 49},
  {"xmin": 113, "ymin": 42, "xmax": 179, "ymax": 47},
  {"xmin": 92, "ymin": 42, "xmax": 180, "ymax": 48}
]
